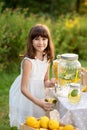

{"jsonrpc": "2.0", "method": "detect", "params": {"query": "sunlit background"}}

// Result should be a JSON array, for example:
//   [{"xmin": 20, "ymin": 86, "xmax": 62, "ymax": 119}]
[{"xmin": 0, "ymin": 0, "xmax": 87, "ymax": 130}]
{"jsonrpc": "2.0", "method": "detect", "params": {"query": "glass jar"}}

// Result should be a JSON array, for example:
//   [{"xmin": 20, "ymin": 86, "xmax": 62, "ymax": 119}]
[
  {"xmin": 81, "ymin": 68, "xmax": 87, "ymax": 88},
  {"xmin": 45, "ymin": 88, "xmax": 57, "ymax": 104},
  {"xmin": 52, "ymin": 55, "xmax": 61, "ymax": 82},
  {"xmin": 58, "ymin": 53, "xmax": 81, "ymax": 97},
  {"xmin": 68, "ymin": 83, "xmax": 81, "ymax": 104}
]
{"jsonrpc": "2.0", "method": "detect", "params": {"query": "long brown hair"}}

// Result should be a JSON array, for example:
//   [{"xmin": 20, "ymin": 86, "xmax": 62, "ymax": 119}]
[{"xmin": 26, "ymin": 24, "xmax": 55, "ymax": 62}]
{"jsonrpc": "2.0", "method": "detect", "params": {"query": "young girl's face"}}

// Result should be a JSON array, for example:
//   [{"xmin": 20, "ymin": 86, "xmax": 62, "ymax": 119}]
[{"xmin": 32, "ymin": 36, "xmax": 48, "ymax": 53}]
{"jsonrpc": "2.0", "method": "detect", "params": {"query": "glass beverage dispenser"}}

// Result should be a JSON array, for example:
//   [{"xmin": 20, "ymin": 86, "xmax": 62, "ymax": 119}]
[{"xmin": 58, "ymin": 53, "xmax": 81, "ymax": 97}]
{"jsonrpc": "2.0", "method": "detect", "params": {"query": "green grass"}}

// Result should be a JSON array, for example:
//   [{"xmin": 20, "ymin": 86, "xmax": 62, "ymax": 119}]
[
  {"xmin": 0, "ymin": 71, "xmax": 18, "ymax": 130},
  {"xmin": 0, "ymin": 60, "xmax": 87, "ymax": 130},
  {"xmin": 80, "ymin": 60, "xmax": 87, "ymax": 67}
]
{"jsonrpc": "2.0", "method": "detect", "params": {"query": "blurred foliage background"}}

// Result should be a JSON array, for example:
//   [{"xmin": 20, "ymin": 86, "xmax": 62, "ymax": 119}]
[
  {"xmin": 0, "ymin": 0, "xmax": 87, "ymax": 130},
  {"xmin": 0, "ymin": 0, "xmax": 87, "ymax": 72}
]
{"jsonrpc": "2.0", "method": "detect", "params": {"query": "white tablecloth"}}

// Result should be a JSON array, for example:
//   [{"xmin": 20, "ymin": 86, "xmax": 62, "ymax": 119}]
[{"xmin": 57, "ymin": 92, "xmax": 87, "ymax": 130}]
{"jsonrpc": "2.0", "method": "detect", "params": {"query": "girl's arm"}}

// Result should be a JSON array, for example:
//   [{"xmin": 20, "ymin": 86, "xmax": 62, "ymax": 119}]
[
  {"xmin": 21, "ymin": 59, "xmax": 53, "ymax": 111},
  {"xmin": 21, "ymin": 59, "xmax": 40, "ymax": 104}
]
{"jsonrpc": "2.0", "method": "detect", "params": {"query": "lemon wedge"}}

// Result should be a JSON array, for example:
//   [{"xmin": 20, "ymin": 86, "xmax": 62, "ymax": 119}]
[
  {"xmin": 71, "ymin": 89, "xmax": 78, "ymax": 97},
  {"xmin": 82, "ymin": 86, "xmax": 87, "ymax": 92}
]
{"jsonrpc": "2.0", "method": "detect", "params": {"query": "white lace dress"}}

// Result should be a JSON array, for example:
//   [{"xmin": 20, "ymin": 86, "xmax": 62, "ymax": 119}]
[{"xmin": 9, "ymin": 57, "xmax": 49, "ymax": 128}]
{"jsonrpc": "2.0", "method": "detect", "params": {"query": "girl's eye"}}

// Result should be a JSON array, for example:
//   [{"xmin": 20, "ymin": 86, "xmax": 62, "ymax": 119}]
[
  {"xmin": 43, "ymin": 37, "xmax": 47, "ymax": 40},
  {"xmin": 34, "ymin": 37, "xmax": 39, "ymax": 40},
  {"xmin": 34, "ymin": 37, "xmax": 47, "ymax": 40}
]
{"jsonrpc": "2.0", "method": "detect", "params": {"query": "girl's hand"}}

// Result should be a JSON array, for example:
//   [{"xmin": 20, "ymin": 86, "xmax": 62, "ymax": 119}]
[
  {"xmin": 50, "ymin": 78, "xmax": 56, "ymax": 87},
  {"xmin": 39, "ymin": 99, "xmax": 54, "ymax": 111}
]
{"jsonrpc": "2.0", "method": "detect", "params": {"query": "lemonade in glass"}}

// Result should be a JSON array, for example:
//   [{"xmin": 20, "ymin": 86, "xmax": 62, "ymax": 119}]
[
  {"xmin": 52, "ymin": 60, "xmax": 59, "ymax": 82},
  {"xmin": 45, "ymin": 88, "xmax": 57, "ymax": 105},
  {"xmin": 68, "ymin": 83, "xmax": 81, "ymax": 104}
]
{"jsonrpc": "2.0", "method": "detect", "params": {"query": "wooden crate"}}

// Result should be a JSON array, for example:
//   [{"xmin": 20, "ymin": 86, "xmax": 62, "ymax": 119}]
[
  {"xmin": 20, "ymin": 124, "xmax": 35, "ymax": 130},
  {"xmin": 20, "ymin": 123, "xmax": 79, "ymax": 130}
]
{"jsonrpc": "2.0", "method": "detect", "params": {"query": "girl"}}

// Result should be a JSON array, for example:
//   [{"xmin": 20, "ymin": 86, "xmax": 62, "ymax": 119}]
[{"xmin": 9, "ymin": 24, "xmax": 55, "ymax": 129}]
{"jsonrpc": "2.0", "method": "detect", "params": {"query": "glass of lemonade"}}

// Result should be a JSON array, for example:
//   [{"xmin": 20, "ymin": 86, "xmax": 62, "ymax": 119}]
[
  {"xmin": 45, "ymin": 88, "xmax": 57, "ymax": 105},
  {"xmin": 68, "ymin": 83, "xmax": 81, "ymax": 104}
]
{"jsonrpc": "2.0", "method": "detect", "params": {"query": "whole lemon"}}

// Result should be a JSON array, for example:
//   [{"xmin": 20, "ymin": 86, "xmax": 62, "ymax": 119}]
[
  {"xmin": 26, "ymin": 116, "xmax": 40, "ymax": 128},
  {"xmin": 40, "ymin": 116, "xmax": 50, "ymax": 128},
  {"xmin": 63, "ymin": 124, "xmax": 74, "ymax": 130},
  {"xmin": 48, "ymin": 119, "xmax": 59, "ymax": 129}
]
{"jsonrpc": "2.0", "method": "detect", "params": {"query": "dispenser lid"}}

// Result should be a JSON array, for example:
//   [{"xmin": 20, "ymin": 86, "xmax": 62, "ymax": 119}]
[{"xmin": 61, "ymin": 53, "xmax": 78, "ymax": 60}]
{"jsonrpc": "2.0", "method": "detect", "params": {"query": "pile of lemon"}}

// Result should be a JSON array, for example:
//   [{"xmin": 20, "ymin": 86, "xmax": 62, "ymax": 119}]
[{"xmin": 25, "ymin": 116, "xmax": 75, "ymax": 130}]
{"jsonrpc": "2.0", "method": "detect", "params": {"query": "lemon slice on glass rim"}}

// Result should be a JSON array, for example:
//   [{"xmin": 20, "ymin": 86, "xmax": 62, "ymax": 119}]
[{"xmin": 71, "ymin": 89, "xmax": 78, "ymax": 97}]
